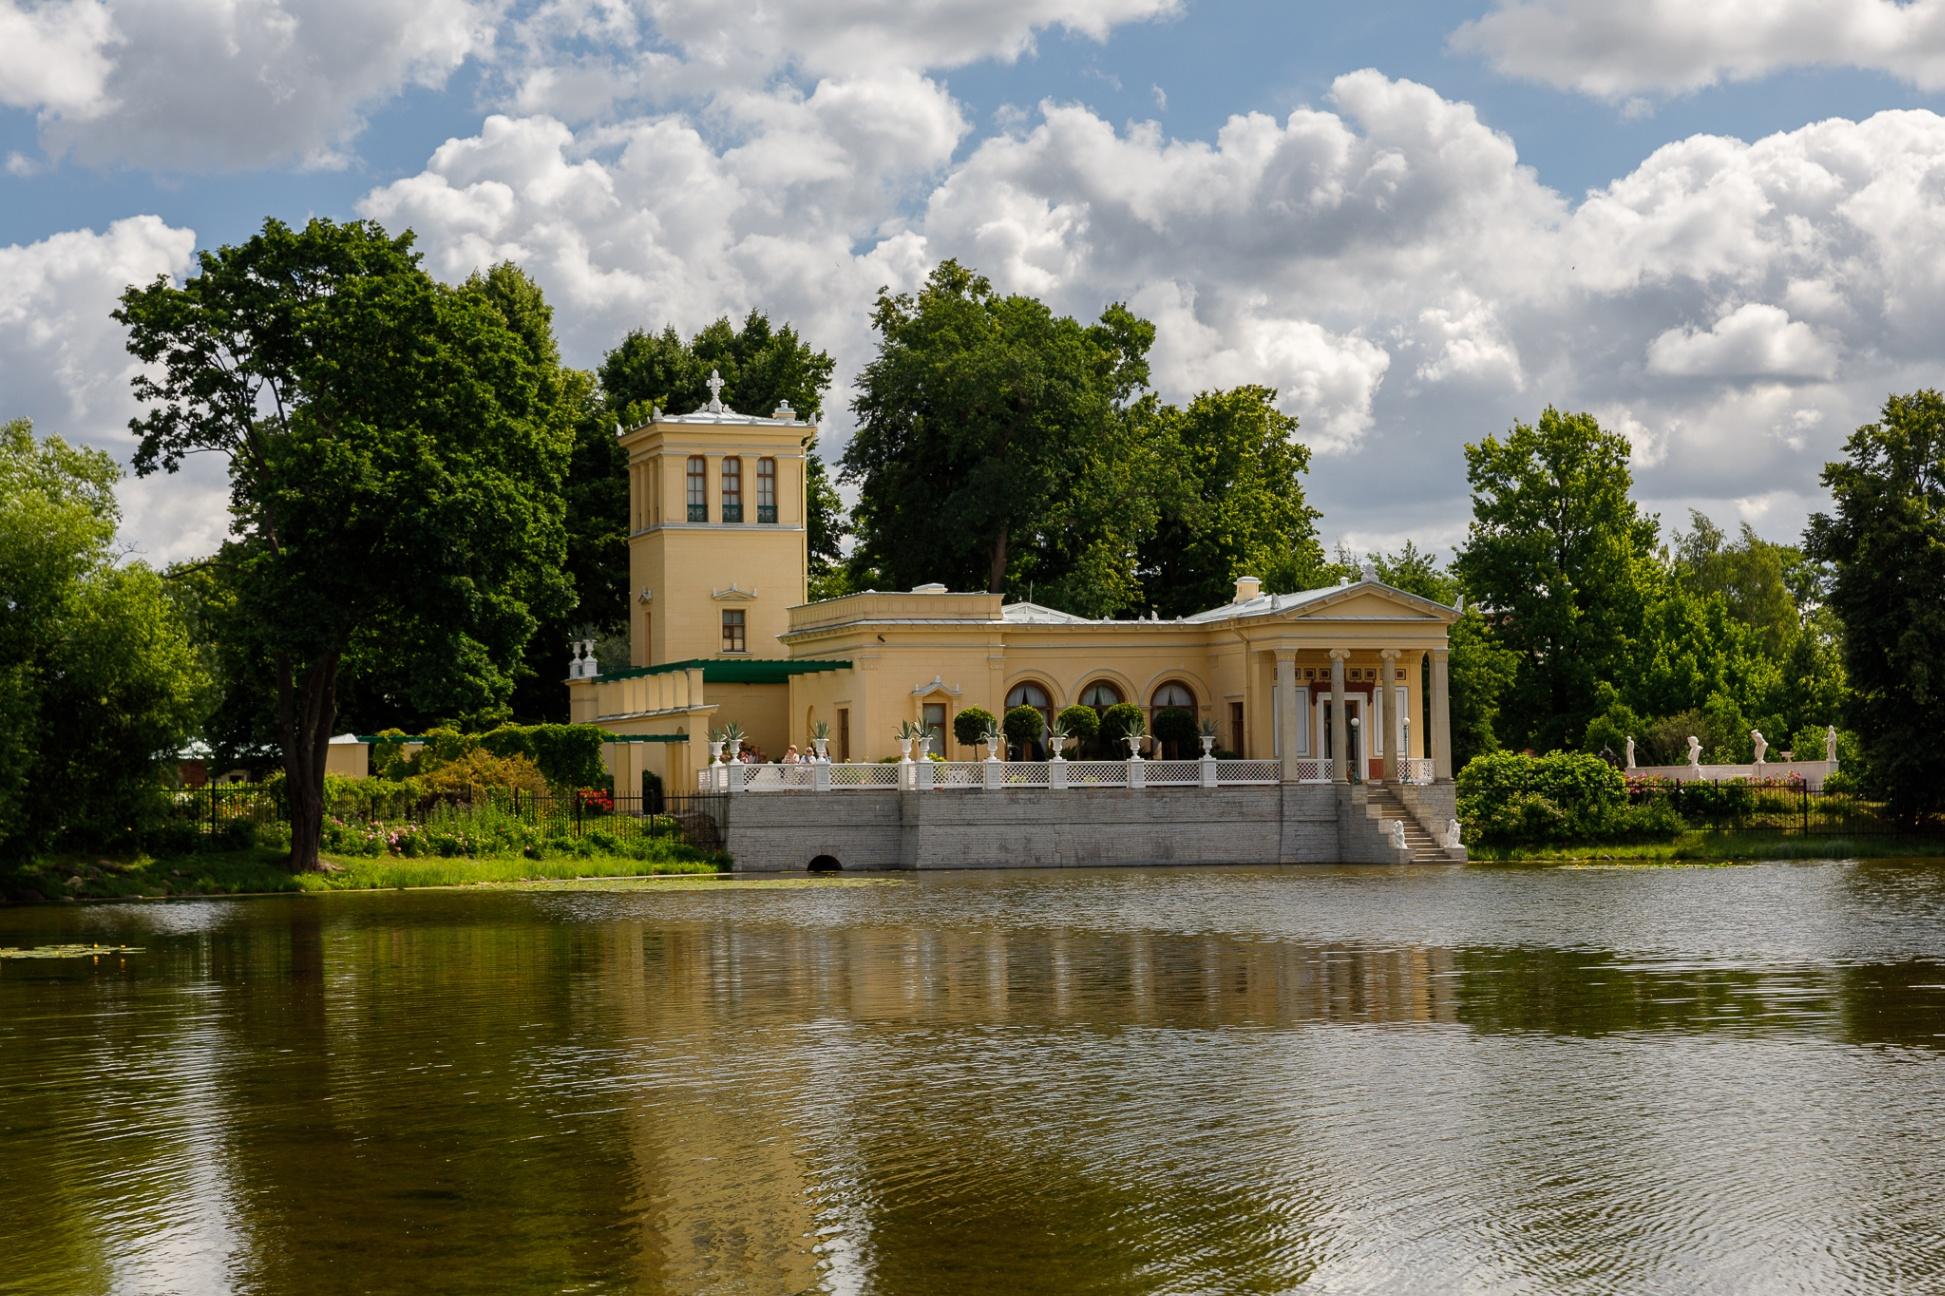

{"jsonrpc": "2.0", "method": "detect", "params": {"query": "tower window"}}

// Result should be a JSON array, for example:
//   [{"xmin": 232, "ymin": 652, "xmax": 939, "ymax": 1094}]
[
  {"xmin": 721, "ymin": 609, "xmax": 747, "ymax": 653},
  {"xmin": 757, "ymin": 457, "xmax": 777, "ymax": 524},
  {"xmin": 687, "ymin": 456, "xmax": 707, "ymax": 522},
  {"xmin": 721, "ymin": 456, "xmax": 743, "ymax": 523}
]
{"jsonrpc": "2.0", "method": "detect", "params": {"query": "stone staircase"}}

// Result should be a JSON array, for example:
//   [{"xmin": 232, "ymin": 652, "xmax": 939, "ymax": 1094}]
[{"xmin": 1354, "ymin": 783, "xmax": 1462, "ymax": 863}]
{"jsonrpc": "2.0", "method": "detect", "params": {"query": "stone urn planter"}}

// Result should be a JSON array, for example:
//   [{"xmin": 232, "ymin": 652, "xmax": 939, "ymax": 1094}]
[
  {"xmin": 1199, "ymin": 734, "xmax": 1216, "ymax": 756},
  {"xmin": 1124, "ymin": 735, "xmax": 1144, "ymax": 761},
  {"xmin": 1049, "ymin": 735, "xmax": 1068, "ymax": 761},
  {"xmin": 811, "ymin": 737, "xmax": 829, "ymax": 762},
  {"xmin": 982, "ymin": 733, "xmax": 1002, "ymax": 762}
]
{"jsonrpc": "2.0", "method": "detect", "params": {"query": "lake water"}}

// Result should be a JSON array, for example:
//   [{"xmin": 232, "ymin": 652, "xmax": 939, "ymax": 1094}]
[{"xmin": 4, "ymin": 862, "xmax": 1945, "ymax": 1295}]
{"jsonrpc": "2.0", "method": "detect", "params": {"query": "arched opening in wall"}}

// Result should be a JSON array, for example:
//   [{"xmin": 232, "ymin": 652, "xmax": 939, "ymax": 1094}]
[
  {"xmin": 1150, "ymin": 681, "xmax": 1198, "ymax": 759},
  {"xmin": 808, "ymin": 854, "xmax": 842, "ymax": 874},
  {"xmin": 1078, "ymin": 679, "xmax": 1124, "ymax": 758},
  {"xmin": 1005, "ymin": 680, "xmax": 1054, "ymax": 759}
]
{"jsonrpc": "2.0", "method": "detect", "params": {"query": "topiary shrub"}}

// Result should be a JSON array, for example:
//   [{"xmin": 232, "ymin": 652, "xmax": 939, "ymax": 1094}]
[
  {"xmin": 953, "ymin": 706, "xmax": 997, "ymax": 750},
  {"xmin": 1056, "ymin": 705, "xmax": 1099, "ymax": 744},
  {"xmin": 1152, "ymin": 707, "xmax": 1198, "ymax": 755},
  {"xmin": 1003, "ymin": 705, "xmax": 1046, "ymax": 755},
  {"xmin": 1100, "ymin": 702, "xmax": 1147, "ymax": 750}
]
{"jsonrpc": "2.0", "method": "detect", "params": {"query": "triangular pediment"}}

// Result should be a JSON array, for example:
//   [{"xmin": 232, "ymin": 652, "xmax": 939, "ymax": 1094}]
[{"xmin": 1279, "ymin": 582, "xmax": 1456, "ymax": 623}]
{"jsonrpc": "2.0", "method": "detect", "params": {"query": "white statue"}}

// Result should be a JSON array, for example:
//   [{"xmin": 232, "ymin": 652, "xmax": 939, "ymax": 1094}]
[
  {"xmin": 1388, "ymin": 820, "xmax": 1406, "ymax": 851},
  {"xmin": 1624, "ymin": 736, "xmax": 1636, "ymax": 770},
  {"xmin": 1826, "ymin": 725, "xmax": 1839, "ymax": 764},
  {"xmin": 1447, "ymin": 819, "xmax": 1463, "ymax": 848},
  {"xmin": 1751, "ymin": 729, "xmax": 1767, "ymax": 765},
  {"xmin": 1685, "ymin": 735, "xmax": 1702, "ymax": 768}
]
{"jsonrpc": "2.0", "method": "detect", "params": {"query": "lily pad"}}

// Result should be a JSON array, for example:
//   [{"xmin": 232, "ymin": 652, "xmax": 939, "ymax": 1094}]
[{"xmin": 0, "ymin": 944, "xmax": 143, "ymax": 960}]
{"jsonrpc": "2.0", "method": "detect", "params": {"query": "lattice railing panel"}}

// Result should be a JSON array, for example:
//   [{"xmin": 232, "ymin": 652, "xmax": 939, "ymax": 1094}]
[
  {"xmin": 1065, "ymin": 761, "xmax": 1130, "ymax": 788},
  {"xmin": 1221, "ymin": 760, "xmax": 1285, "ymax": 785},
  {"xmin": 1146, "ymin": 760, "xmax": 1202, "ymax": 786}
]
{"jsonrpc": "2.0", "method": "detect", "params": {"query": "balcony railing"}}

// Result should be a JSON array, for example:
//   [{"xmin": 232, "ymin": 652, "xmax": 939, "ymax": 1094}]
[
  {"xmin": 757, "ymin": 504, "xmax": 778, "ymax": 524},
  {"xmin": 700, "ymin": 757, "xmax": 1286, "ymax": 793},
  {"xmin": 687, "ymin": 503, "xmax": 707, "ymax": 522},
  {"xmin": 722, "ymin": 503, "xmax": 743, "ymax": 523}
]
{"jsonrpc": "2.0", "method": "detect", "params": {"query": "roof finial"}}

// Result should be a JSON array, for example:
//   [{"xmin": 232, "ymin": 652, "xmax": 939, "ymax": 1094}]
[{"xmin": 706, "ymin": 369, "xmax": 725, "ymax": 413}]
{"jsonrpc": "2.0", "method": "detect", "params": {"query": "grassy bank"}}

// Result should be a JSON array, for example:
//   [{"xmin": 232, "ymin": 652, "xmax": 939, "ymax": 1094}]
[
  {"xmin": 4, "ymin": 846, "xmax": 724, "ymax": 903},
  {"xmin": 1468, "ymin": 832, "xmax": 1945, "ymax": 865}
]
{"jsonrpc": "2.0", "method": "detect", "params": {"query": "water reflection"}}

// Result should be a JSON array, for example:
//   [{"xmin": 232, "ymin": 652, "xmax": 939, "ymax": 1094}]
[{"xmin": 3, "ymin": 864, "xmax": 1945, "ymax": 1294}]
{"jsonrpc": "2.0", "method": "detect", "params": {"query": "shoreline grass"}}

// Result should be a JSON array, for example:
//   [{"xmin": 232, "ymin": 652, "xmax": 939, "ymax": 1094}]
[
  {"xmin": 4, "ymin": 846, "xmax": 725, "ymax": 904},
  {"xmin": 1468, "ymin": 832, "xmax": 1945, "ymax": 865}
]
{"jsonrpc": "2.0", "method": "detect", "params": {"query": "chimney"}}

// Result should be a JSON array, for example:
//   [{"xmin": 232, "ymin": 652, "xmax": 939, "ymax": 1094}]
[
  {"xmin": 1233, "ymin": 575, "xmax": 1262, "ymax": 603},
  {"xmin": 773, "ymin": 399, "xmax": 795, "ymax": 420}
]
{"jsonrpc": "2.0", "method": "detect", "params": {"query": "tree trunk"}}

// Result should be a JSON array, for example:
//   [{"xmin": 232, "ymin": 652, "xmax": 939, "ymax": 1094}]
[
  {"xmin": 277, "ymin": 651, "xmax": 341, "ymax": 872},
  {"xmin": 987, "ymin": 525, "xmax": 1009, "ymax": 595}
]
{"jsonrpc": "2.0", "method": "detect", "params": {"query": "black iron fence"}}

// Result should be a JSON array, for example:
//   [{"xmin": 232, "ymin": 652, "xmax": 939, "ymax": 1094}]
[
  {"xmin": 1630, "ymin": 780, "xmax": 1911, "ymax": 838},
  {"xmin": 165, "ymin": 784, "xmax": 729, "ymax": 852}
]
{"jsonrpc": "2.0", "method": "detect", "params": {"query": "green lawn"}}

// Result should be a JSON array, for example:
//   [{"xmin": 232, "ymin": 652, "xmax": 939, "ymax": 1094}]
[
  {"xmin": 1467, "ymin": 832, "xmax": 1945, "ymax": 865},
  {"xmin": 5, "ymin": 846, "xmax": 724, "ymax": 903}
]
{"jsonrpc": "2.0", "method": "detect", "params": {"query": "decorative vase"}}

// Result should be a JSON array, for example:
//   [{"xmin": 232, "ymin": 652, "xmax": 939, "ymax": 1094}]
[
  {"xmin": 1049, "ymin": 736, "xmax": 1068, "ymax": 761},
  {"xmin": 983, "ymin": 736, "xmax": 1001, "ymax": 762},
  {"xmin": 1199, "ymin": 735, "xmax": 1215, "ymax": 756},
  {"xmin": 1125, "ymin": 735, "xmax": 1144, "ymax": 760},
  {"xmin": 728, "ymin": 739, "xmax": 743, "ymax": 762},
  {"xmin": 812, "ymin": 737, "xmax": 829, "ymax": 762}
]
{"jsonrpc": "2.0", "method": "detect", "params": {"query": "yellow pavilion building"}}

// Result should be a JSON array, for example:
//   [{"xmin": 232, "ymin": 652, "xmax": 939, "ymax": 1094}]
[{"xmin": 567, "ymin": 377, "xmax": 1460, "ymax": 800}]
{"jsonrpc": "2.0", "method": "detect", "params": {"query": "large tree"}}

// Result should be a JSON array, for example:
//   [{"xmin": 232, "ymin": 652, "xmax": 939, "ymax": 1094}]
[
  {"xmin": 1138, "ymin": 386, "xmax": 1327, "ymax": 618},
  {"xmin": 1806, "ymin": 390, "xmax": 1945, "ymax": 820},
  {"xmin": 116, "ymin": 219, "xmax": 573, "ymax": 869},
  {"xmin": 0, "ymin": 420, "xmax": 206, "ymax": 863},
  {"xmin": 843, "ymin": 261, "xmax": 1156, "ymax": 614},
  {"xmin": 1453, "ymin": 407, "xmax": 1659, "ymax": 752}
]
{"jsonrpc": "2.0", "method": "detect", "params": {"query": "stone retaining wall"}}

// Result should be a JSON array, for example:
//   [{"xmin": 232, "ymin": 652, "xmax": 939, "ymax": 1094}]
[{"xmin": 722, "ymin": 784, "xmax": 1440, "ymax": 873}]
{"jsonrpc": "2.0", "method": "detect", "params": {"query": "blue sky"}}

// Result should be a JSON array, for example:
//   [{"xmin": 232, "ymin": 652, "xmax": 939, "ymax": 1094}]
[{"xmin": 5, "ymin": 0, "xmax": 1945, "ymax": 564}]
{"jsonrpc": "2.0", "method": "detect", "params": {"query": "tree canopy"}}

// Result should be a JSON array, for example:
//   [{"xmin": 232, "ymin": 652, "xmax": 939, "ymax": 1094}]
[
  {"xmin": 116, "ymin": 218, "xmax": 575, "ymax": 869},
  {"xmin": 0, "ymin": 420, "xmax": 206, "ymax": 861},
  {"xmin": 1806, "ymin": 389, "xmax": 1945, "ymax": 820},
  {"xmin": 1454, "ymin": 408, "xmax": 1660, "ymax": 752}
]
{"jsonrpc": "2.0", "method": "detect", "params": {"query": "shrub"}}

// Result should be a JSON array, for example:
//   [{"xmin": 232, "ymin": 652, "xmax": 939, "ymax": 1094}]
[
  {"xmin": 217, "ymin": 818, "xmax": 258, "ymax": 851},
  {"xmin": 1457, "ymin": 750, "xmax": 1627, "ymax": 845},
  {"xmin": 953, "ymin": 706, "xmax": 997, "ymax": 749},
  {"xmin": 1100, "ymin": 702, "xmax": 1146, "ymax": 748},
  {"xmin": 1152, "ymin": 707, "xmax": 1199, "ymax": 750},
  {"xmin": 1003, "ymin": 706, "xmax": 1045, "ymax": 750},
  {"xmin": 1056, "ymin": 705, "xmax": 1099, "ymax": 743}
]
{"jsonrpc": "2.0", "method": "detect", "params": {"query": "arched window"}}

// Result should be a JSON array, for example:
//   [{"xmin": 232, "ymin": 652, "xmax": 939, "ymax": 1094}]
[
  {"xmin": 686, "ymin": 456, "xmax": 707, "ymax": 522},
  {"xmin": 1079, "ymin": 681, "xmax": 1123, "ymax": 710},
  {"xmin": 721, "ymin": 456, "xmax": 743, "ymax": 522},
  {"xmin": 1006, "ymin": 681, "xmax": 1053, "ymax": 718},
  {"xmin": 1151, "ymin": 681, "xmax": 1195, "ymax": 711},
  {"xmin": 756, "ymin": 458, "xmax": 778, "ymax": 524}
]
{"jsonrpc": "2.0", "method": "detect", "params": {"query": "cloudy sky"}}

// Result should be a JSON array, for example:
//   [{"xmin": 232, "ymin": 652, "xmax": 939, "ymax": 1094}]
[{"xmin": 5, "ymin": 0, "xmax": 1945, "ymax": 567}]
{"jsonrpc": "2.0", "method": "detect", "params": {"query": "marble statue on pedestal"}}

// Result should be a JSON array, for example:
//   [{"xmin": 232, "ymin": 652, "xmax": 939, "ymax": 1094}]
[
  {"xmin": 1624, "ymin": 736, "xmax": 1636, "ymax": 770},
  {"xmin": 1751, "ymin": 729, "xmax": 1767, "ymax": 765},
  {"xmin": 1826, "ymin": 726, "xmax": 1839, "ymax": 764},
  {"xmin": 1685, "ymin": 735, "xmax": 1702, "ymax": 769}
]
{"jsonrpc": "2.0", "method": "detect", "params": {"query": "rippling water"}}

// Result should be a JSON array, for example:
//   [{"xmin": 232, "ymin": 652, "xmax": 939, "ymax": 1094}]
[{"xmin": 4, "ymin": 861, "xmax": 1945, "ymax": 1295}]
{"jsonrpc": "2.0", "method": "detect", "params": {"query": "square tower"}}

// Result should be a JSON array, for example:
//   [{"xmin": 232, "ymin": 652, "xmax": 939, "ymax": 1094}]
[{"xmin": 619, "ymin": 371, "xmax": 812, "ymax": 665}]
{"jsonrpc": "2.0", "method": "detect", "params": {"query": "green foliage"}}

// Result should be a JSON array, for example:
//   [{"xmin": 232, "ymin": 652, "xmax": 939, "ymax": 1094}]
[
  {"xmin": 1370, "ymin": 542, "xmax": 1459, "ymax": 604},
  {"xmin": 1806, "ymin": 390, "xmax": 1945, "ymax": 821},
  {"xmin": 1454, "ymin": 407, "xmax": 1659, "ymax": 753},
  {"xmin": 479, "ymin": 723, "xmax": 607, "ymax": 789},
  {"xmin": 1456, "ymin": 750, "xmax": 1634, "ymax": 845},
  {"xmin": 953, "ymin": 706, "xmax": 997, "ymax": 748},
  {"xmin": 1138, "ymin": 386, "xmax": 1327, "ymax": 617},
  {"xmin": 1003, "ymin": 705, "xmax": 1046, "ymax": 747},
  {"xmin": 116, "ymin": 219, "xmax": 576, "ymax": 869},
  {"xmin": 1056, "ymin": 705, "xmax": 1100, "ymax": 743},
  {"xmin": 1152, "ymin": 707, "xmax": 1199, "ymax": 748},
  {"xmin": 0, "ymin": 420, "xmax": 208, "ymax": 861},
  {"xmin": 1448, "ymin": 607, "xmax": 1517, "ymax": 768},
  {"xmin": 843, "ymin": 260, "xmax": 1157, "ymax": 614},
  {"xmin": 1099, "ymin": 702, "xmax": 1146, "ymax": 747}
]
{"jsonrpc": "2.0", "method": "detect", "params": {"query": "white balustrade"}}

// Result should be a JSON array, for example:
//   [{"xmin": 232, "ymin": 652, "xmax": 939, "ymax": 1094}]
[{"xmin": 698, "ymin": 755, "xmax": 1301, "ymax": 792}]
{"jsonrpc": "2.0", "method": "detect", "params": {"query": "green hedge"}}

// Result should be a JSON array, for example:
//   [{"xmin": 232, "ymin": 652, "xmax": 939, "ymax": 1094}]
[
  {"xmin": 1457, "ymin": 750, "xmax": 1679, "ymax": 846},
  {"xmin": 371, "ymin": 723, "xmax": 608, "ymax": 790}
]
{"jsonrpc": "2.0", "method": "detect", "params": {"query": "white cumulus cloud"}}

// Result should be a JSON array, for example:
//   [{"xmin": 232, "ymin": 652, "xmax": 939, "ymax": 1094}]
[{"xmin": 1453, "ymin": 0, "xmax": 1945, "ymax": 100}]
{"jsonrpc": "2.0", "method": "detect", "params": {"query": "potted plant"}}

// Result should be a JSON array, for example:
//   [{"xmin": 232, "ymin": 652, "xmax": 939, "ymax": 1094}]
[
  {"xmin": 894, "ymin": 718, "xmax": 926, "ymax": 761},
  {"xmin": 808, "ymin": 719, "xmax": 832, "ymax": 762},
  {"xmin": 723, "ymin": 721, "xmax": 746, "ymax": 761},
  {"xmin": 1198, "ymin": 717, "xmax": 1218, "ymax": 757},
  {"xmin": 707, "ymin": 727, "xmax": 725, "ymax": 766},
  {"xmin": 1100, "ymin": 701, "xmax": 1147, "ymax": 759},
  {"xmin": 1152, "ymin": 706, "xmax": 1199, "ymax": 759},
  {"xmin": 1046, "ymin": 713, "xmax": 1071, "ymax": 761},
  {"xmin": 1003, "ymin": 705, "xmax": 1046, "ymax": 760},
  {"xmin": 1056, "ymin": 703, "xmax": 1100, "ymax": 759},
  {"xmin": 952, "ymin": 706, "xmax": 996, "ymax": 757},
  {"xmin": 981, "ymin": 722, "xmax": 1004, "ymax": 762}
]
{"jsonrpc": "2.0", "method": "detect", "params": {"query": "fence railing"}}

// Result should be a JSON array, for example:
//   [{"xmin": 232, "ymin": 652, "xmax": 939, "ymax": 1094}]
[
  {"xmin": 162, "ymin": 784, "xmax": 730, "ymax": 851},
  {"xmin": 1631, "ymin": 781, "xmax": 1909, "ymax": 838},
  {"xmin": 698, "ymin": 757, "xmax": 1287, "ymax": 793}
]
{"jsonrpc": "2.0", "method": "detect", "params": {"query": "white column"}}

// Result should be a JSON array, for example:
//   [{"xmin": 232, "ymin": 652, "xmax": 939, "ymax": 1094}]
[
  {"xmin": 1380, "ymin": 649, "xmax": 1400, "ymax": 783},
  {"xmin": 1330, "ymin": 649, "xmax": 1349, "ymax": 784},
  {"xmin": 1275, "ymin": 651, "xmax": 1301, "ymax": 783},
  {"xmin": 1431, "ymin": 646, "xmax": 1453, "ymax": 781}
]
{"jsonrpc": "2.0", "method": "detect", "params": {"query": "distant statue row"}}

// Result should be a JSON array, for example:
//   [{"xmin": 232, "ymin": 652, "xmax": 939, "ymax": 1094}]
[
  {"xmin": 567, "ymin": 639, "xmax": 600, "ymax": 680},
  {"xmin": 1623, "ymin": 726, "xmax": 1836, "ymax": 771}
]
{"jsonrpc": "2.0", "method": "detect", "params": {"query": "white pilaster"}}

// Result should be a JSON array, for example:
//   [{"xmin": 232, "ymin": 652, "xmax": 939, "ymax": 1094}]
[
  {"xmin": 1275, "ymin": 651, "xmax": 1301, "ymax": 783},
  {"xmin": 1330, "ymin": 649, "xmax": 1350, "ymax": 784},
  {"xmin": 1431, "ymin": 647, "xmax": 1453, "ymax": 781}
]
